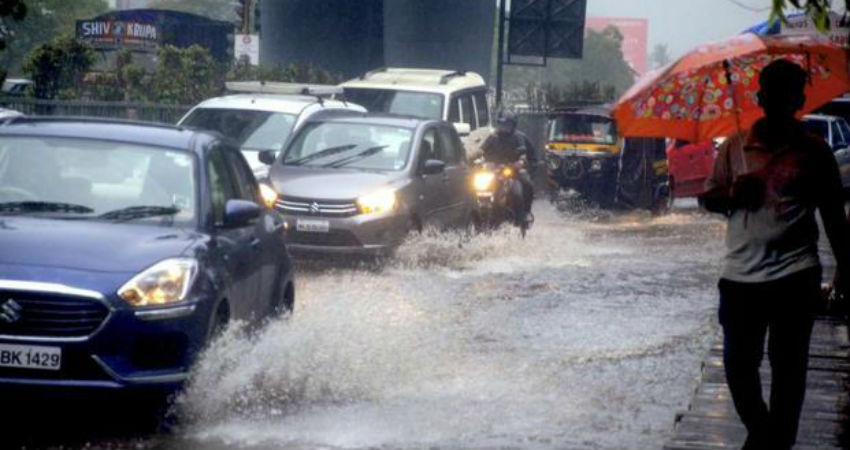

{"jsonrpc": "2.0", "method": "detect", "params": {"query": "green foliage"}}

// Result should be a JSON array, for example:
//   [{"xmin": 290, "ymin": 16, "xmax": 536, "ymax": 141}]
[
  {"xmin": 505, "ymin": 26, "xmax": 635, "ymax": 108},
  {"xmin": 227, "ymin": 56, "xmax": 343, "ymax": 85},
  {"xmin": 769, "ymin": 0, "xmax": 849, "ymax": 31},
  {"xmin": 23, "ymin": 36, "xmax": 95, "ymax": 99},
  {"xmin": 0, "ymin": 0, "xmax": 27, "ymax": 51},
  {"xmin": 0, "ymin": 0, "xmax": 107, "ymax": 75},
  {"xmin": 149, "ymin": 0, "xmax": 238, "ymax": 23},
  {"xmin": 152, "ymin": 45, "xmax": 224, "ymax": 104},
  {"xmin": 82, "ymin": 49, "xmax": 150, "ymax": 102},
  {"xmin": 650, "ymin": 44, "xmax": 671, "ymax": 70}
]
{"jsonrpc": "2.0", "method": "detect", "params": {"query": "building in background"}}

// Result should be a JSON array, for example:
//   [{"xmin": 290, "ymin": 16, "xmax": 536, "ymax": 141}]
[
  {"xmin": 586, "ymin": 17, "xmax": 648, "ymax": 75},
  {"xmin": 260, "ymin": 0, "xmax": 496, "ymax": 81},
  {"xmin": 77, "ymin": 9, "xmax": 233, "ymax": 71}
]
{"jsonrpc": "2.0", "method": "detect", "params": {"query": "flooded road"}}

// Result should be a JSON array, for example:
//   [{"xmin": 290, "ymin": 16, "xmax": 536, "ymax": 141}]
[{"xmin": 8, "ymin": 201, "xmax": 727, "ymax": 450}]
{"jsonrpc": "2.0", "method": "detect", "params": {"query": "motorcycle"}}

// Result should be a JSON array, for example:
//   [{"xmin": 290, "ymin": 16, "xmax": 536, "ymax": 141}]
[{"xmin": 471, "ymin": 160, "xmax": 530, "ymax": 237}]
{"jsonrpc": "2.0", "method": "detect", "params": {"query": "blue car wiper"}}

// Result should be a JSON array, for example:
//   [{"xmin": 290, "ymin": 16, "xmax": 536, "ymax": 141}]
[
  {"xmin": 323, "ymin": 145, "xmax": 388, "ymax": 168},
  {"xmin": 0, "ymin": 201, "xmax": 94, "ymax": 214},
  {"xmin": 285, "ymin": 144, "xmax": 357, "ymax": 166},
  {"xmin": 98, "ymin": 205, "xmax": 180, "ymax": 222}
]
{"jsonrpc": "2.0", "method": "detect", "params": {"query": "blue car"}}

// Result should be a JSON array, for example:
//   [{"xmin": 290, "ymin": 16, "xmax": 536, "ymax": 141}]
[{"xmin": 0, "ymin": 117, "xmax": 294, "ymax": 393}]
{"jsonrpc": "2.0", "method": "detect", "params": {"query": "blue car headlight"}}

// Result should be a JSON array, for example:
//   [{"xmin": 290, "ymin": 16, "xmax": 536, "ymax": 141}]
[{"xmin": 118, "ymin": 258, "xmax": 198, "ymax": 307}]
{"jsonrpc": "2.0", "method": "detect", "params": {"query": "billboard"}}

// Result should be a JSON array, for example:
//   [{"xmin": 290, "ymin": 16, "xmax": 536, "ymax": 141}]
[
  {"xmin": 507, "ymin": 0, "xmax": 587, "ymax": 61},
  {"xmin": 586, "ymin": 17, "xmax": 648, "ymax": 75}
]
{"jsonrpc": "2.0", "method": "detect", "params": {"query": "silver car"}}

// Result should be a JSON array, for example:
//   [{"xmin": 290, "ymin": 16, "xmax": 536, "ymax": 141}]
[{"xmin": 260, "ymin": 113, "xmax": 473, "ymax": 254}]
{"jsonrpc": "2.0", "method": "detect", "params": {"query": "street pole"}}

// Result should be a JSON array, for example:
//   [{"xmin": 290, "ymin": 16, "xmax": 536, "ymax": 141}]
[{"xmin": 495, "ymin": 0, "xmax": 507, "ymax": 110}]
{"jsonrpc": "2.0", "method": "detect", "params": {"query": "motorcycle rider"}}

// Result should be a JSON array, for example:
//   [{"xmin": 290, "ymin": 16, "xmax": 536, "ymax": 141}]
[{"xmin": 481, "ymin": 112, "xmax": 536, "ymax": 221}]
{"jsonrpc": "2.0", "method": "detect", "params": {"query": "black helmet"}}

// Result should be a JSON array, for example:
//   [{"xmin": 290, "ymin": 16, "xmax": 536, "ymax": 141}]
[{"xmin": 497, "ymin": 112, "xmax": 518, "ymax": 127}]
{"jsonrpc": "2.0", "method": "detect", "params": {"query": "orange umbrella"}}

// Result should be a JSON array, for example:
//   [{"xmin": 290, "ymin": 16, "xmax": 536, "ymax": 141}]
[{"xmin": 613, "ymin": 33, "xmax": 850, "ymax": 142}]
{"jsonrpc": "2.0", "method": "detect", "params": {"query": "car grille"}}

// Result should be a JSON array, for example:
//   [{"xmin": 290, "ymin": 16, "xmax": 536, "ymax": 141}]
[
  {"xmin": 286, "ymin": 229, "xmax": 362, "ymax": 247},
  {"xmin": 0, "ymin": 293, "xmax": 110, "ymax": 338},
  {"xmin": 275, "ymin": 196, "xmax": 359, "ymax": 218}
]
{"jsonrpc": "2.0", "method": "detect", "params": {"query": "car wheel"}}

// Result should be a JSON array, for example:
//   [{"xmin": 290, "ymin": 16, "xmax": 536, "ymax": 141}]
[
  {"xmin": 271, "ymin": 282, "xmax": 295, "ymax": 317},
  {"xmin": 208, "ymin": 301, "xmax": 230, "ymax": 341}
]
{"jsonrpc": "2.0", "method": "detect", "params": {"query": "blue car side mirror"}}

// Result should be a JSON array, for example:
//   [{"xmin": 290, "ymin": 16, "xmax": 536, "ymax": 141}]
[{"xmin": 224, "ymin": 199, "xmax": 261, "ymax": 228}]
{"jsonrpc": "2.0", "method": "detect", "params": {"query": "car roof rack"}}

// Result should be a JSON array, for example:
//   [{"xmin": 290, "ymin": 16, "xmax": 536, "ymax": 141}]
[
  {"xmin": 225, "ymin": 81, "xmax": 343, "ymax": 97},
  {"xmin": 439, "ymin": 70, "xmax": 467, "ymax": 85}
]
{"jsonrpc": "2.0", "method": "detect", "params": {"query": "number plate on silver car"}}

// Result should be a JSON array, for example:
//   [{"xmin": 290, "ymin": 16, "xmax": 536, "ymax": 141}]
[
  {"xmin": 296, "ymin": 219, "xmax": 330, "ymax": 233},
  {"xmin": 0, "ymin": 343, "xmax": 61, "ymax": 371}
]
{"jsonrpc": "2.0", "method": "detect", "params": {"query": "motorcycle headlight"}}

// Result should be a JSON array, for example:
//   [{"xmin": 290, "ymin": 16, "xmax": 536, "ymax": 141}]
[
  {"xmin": 357, "ymin": 188, "xmax": 397, "ymax": 214},
  {"xmin": 118, "ymin": 258, "xmax": 198, "ymax": 307},
  {"xmin": 473, "ymin": 171, "xmax": 496, "ymax": 191},
  {"xmin": 259, "ymin": 183, "xmax": 278, "ymax": 209}
]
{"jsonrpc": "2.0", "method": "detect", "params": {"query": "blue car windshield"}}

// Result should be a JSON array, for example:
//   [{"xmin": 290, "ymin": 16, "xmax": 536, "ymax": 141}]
[
  {"xmin": 283, "ymin": 122, "xmax": 414, "ymax": 171},
  {"xmin": 0, "ymin": 137, "xmax": 197, "ymax": 225}
]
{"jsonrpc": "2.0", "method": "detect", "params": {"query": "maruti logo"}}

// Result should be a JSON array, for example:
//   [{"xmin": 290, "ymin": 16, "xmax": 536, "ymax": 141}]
[{"xmin": 0, "ymin": 299, "xmax": 22, "ymax": 324}]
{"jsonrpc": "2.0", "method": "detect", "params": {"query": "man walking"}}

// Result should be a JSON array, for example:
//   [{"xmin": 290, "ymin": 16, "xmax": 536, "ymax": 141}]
[{"xmin": 700, "ymin": 59, "xmax": 850, "ymax": 450}]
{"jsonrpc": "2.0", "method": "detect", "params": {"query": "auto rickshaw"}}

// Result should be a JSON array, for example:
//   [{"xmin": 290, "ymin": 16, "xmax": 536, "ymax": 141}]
[
  {"xmin": 544, "ymin": 105, "xmax": 671, "ymax": 212},
  {"xmin": 544, "ymin": 105, "xmax": 621, "ymax": 208}
]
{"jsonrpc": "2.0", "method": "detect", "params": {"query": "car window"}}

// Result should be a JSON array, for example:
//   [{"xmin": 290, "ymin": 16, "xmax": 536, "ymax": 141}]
[
  {"xmin": 284, "ymin": 121, "xmax": 413, "ymax": 171},
  {"xmin": 474, "ymin": 91, "xmax": 490, "ymax": 127},
  {"xmin": 420, "ymin": 128, "xmax": 445, "ymax": 165},
  {"xmin": 437, "ymin": 126, "xmax": 462, "ymax": 165},
  {"xmin": 840, "ymin": 120, "xmax": 850, "ymax": 146},
  {"xmin": 343, "ymin": 88, "xmax": 444, "ymax": 121},
  {"xmin": 460, "ymin": 95, "xmax": 475, "ymax": 129},
  {"xmin": 831, "ymin": 121, "xmax": 846, "ymax": 147},
  {"xmin": 0, "ymin": 137, "xmax": 196, "ymax": 225},
  {"xmin": 207, "ymin": 147, "xmax": 240, "ymax": 226},
  {"xmin": 181, "ymin": 108, "xmax": 296, "ymax": 172},
  {"xmin": 448, "ymin": 96, "xmax": 460, "ymax": 123},
  {"xmin": 224, "ymin": 148, "xmax": 259, "ymax": 203}
]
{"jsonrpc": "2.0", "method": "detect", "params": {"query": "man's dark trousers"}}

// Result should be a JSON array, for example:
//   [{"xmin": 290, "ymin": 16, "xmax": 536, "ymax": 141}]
[{"xmin": 718, "ymin": 267, "xmax": 820, "ymax": 450}]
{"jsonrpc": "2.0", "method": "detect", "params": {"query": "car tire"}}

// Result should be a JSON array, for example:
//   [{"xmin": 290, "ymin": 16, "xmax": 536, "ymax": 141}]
[
  {"xmin": 271, "ymin": 282, "xmax": 295, "ymax": 317},
  {"xmin": 208, "ymin": 300, "xmax": 230, "ymax": 341}
]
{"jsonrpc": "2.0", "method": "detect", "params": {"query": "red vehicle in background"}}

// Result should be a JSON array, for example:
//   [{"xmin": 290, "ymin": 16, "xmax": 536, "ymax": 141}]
[{"xmin": 666, "ymin": 140, "xmax": 718, "ymax": 198}]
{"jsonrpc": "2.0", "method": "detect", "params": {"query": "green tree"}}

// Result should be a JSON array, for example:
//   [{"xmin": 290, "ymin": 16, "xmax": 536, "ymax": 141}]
[
  {"xmin": 149, "ymin": 0, "xmax": 238, "ymax": 23},
  {"xmin": 0, "ymin": 0, "xmax": 107, "ymax": 75},
  {"xmin": 153, "ymin": 44, "xmax": 223, "ymax": 104},
  {"xmin": 505, "ymin": 26, "xmax": 635, "ymax": 107},
  {"xmin": 650, "ymin": 44, "xmax": 671, "ymax": 70},
  {"xmin": 23, "ymin": 36, "xmax": 95, "ymax": 99},
  {"xmin": 769, "ymin": 0, "xmax": 844, "ymax": 31}
]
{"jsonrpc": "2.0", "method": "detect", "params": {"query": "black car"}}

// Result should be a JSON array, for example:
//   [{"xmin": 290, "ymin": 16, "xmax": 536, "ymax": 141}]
[{"xmin": 0, "ymin": 117, "xmax": 293, "ymax": 393}]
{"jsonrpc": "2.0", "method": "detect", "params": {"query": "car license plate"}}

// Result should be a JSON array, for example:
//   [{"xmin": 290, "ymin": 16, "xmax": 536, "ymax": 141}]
[
  {"xmin": 296, "ymin": 219, "xmax": 330, "ymax": 233},
  {"xmin": 0, "ymin": 343, "xmax": 61, "ymax": 371}
]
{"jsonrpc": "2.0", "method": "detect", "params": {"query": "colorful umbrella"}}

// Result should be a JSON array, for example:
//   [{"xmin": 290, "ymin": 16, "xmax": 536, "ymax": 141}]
[{"xmin": 612, "ymin": 33, "xmax": 850, "ymax": 143}]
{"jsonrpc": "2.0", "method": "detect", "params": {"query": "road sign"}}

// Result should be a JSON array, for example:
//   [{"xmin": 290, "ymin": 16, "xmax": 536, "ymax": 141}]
[{"xmin": 235, "ymin": 33, "xmax": 259, "ymax": 65}]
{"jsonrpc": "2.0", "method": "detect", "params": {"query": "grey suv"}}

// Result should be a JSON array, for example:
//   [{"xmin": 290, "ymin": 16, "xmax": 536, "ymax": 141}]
[{"xmin": 260, "ymin": 112, "xmax": 472, "ymax": 254}]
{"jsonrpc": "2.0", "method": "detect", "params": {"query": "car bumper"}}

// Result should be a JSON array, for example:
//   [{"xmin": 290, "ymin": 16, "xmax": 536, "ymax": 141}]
[
  {"xmin": 281, "ymin": 212, "xmax": 408, "ymax": 255},
  {"xmin": 0, "ymin": 301, "xmax": 212, "ymax": 392}
]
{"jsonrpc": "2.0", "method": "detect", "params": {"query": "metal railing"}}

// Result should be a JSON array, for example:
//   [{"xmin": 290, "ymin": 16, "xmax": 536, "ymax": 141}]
[{"xmin": 0, "ymin": 97, "xmax": 191, "ymax": 124}]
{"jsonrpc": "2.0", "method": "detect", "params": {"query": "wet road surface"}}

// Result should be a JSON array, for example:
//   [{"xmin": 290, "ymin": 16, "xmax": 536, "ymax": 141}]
[{"xmin": 4, "ymin": 201, "xmax": 727, "ymax": 450}]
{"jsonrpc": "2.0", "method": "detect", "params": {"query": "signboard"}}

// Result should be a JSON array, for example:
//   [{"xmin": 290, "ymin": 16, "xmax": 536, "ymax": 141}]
[
  {"xmin": 775, "ymin": 12, "xmax": 848, "ymax": 48},
  {"xmin": 235, "ymin": 34, "xmax": 260, "ymax": 65},
  {"xmin": 77, "ymin": 20, "xmax": 159, "ymax": 49},
  {"xmin": 586, "ymin": 17, "xmax": 648, "ymax": 75},
  {"xmin": 507, "ymin": 0, "xmax": 587, "ymax": 63}
]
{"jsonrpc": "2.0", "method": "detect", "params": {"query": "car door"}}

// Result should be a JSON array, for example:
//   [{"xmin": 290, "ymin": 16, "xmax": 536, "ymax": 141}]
[
  {"xmin": 224, "ymin": 149, "xmax": 285, "ymax": 313},
  {"xmin": 207, "ymin": 145, "xmax": 263, "ymax": 321},
  {"xmin": 416, "ymin": 127, "xmax": 450, "ymax": 227},
  {"xmin": 437, "ymin": 124, "xmax": 471, "ymax": 226}
]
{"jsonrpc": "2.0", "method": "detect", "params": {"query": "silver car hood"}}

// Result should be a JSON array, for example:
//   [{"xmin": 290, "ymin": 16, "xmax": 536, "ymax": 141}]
[{"xmin": 270, "ymin": 166, "xmax": 401, "ymax": 200}]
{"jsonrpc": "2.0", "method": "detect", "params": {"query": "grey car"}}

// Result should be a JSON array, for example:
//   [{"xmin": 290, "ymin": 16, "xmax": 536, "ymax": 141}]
[{"xmin": 260, "ymin": 113, "xmax": 473, "ymax": 254}]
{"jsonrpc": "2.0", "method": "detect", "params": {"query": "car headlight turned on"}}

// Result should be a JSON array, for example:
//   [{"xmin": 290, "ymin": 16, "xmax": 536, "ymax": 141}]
[
  {"xmin": 473, "ymin": 171, "xmax": 496, "ymax": 192},
  {"xmin": 357, "ymin": 188, "xmax": 397, "ymax": 215},
  {"xmin": 259, "ymin": 183, "xmax": 278, "ymax": 209},
  {"xmin": 118, "ymin": 258, "xmax": 198, "ymax": 307}
]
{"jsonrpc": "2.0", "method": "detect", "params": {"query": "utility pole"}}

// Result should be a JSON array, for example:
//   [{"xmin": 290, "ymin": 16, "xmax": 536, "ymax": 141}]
[{"xmin": 495, "ymin": 0, "xmax": 507, "ymax": 110}]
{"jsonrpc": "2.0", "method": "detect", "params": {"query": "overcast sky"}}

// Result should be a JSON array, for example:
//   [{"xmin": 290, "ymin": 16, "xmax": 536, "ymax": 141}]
[{"xmin": 585, "ymin": 0, "xmax": 775, "ymax": 58}]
